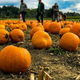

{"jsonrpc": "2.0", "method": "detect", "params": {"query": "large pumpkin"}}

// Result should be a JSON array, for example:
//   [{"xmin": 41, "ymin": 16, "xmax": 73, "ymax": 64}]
[
  {"xmin": 59, "ymin": 32, "xmax": 80, "ymax": 51},
  {"xmin": 10, "ymin": 29, "xmax": 24, "ymax": 43},
  {"xmin": 0, "ymin": 45, "xmax": 31, "ymax": 73},
  {"xmin": 49, "ymin": 22, "xmax": 61, "ymax": 33},
  {"xmin": 0, "ymin": 29, "xmax": 9, "ymax": 44},
  {"xmin": 32, "ymin": 31, "xmax": 52, "ymax": 49},
  {"xmin": 70, "ymin": 23, "xmax": 80, "ymax": 38}
]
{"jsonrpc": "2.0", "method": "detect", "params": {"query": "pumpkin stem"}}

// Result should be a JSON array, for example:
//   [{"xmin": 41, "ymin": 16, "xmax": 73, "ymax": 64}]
[
  {"xmin": 5, "ymin": 33, "xmax": 8, "ymax": 39},
  {"xmin": 17, "ymin": 42, "xmax": 24, "ymax": 47},
  {"xmin": 30, "ymin": 73, "xmax": 35, "ymax": 80},
  {"xmin": 45, "ymin": 38, "xmax": 47, "ymax": 41}
]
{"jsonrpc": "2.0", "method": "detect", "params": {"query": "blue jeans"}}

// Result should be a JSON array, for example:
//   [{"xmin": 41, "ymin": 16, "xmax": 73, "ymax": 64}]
[
  {"xmin": 21, "ymin": 12, "xmax": 26, "ymax": 22},
  {"xmin": 52, "ymin": 14, "xmax": 59, "ymax": 22},
  {"xmin": 36, "ymin": 12, "xmax": 44, "ymax": 25}
]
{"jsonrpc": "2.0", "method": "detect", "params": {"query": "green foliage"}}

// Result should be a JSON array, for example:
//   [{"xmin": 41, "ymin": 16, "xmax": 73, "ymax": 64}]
[
  {"xmin": 0, "ymin": 5, "xmax": 80, "ymax": 19},
  {"xmin": 48, "ymin": 46, "xmax": 66, "ymax": 55},
  {"xmin": 67, "ymin": 16, "xmax": 80, "ymax": 19}
]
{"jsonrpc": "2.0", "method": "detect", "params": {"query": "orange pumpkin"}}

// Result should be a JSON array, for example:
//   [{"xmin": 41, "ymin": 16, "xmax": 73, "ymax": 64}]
[
  {"xmin": 11, "ymin": 24, "xmax": 19, "ymax": 30},
  {"xmin": 49, "ymin": 22, "xmax": 61, "ymax": 33},
  {"xmin": 19, "ymin": 23, "xmax": 27, "ymax": 31},
  {"xmin": 70, "ymin": 23, "xmax": 80, "ymax": 38},
  {"xmin": 31, "ymin": 22, "xmax": 38, "ymax": 29},
  {"xmin": 10, "ymin": 29, "xmax": 24, "ymax": 43},
  {"xmin": 65, "ymin": 24, "xmax": 72, "ymax": 28},
  {"xmin": 43, "ymin": 22, "xmax": 50, "ymax": 31},
  {"xmin": 0, "ymin": 29, "xmax": 9, "ymax": 44},
  {"xmin": 60, "ymin": 32, "xmax": 80, "ymax": 51},
  {"xmin": 0, "ymin": 25, "xmax": 5, "ymax": 29},
  {"xmin": 30, "ymin": 27, "xmax": 43, "ymax": 37},
  {"xmin": 0, "ymin": 45, "xmax": 31, "ymax": 73},
  {"xmin": 59, "ymin": 27, "xmax": 70, "ymax": 35},
  {"xmin": 32, "ymin": 31, "xmax": 52, "ymax": 49}
]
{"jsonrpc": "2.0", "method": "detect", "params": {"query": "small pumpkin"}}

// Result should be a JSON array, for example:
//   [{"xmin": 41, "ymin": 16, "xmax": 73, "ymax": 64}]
[
  {"xmin": 59, "ymin": 32, "xmax": 80, "ymax": 51},
  {"xmin": 59, "ymin": 27, "xmax": 70, "ymax": 35},
  {"xmin": 10, "ymin": 29, "xmax": 24, "ymax": 43},
  {"xmin": 0, "ymin": 25, "xmax": 5, "ymax": 29},
  {"xmin": 19, "ymin": 23, "xmax": 27, "ymax": 31},
  {"xmin": 43, "ymin": 22, "xmax": 50, "ymax": 31},
  {"xmin": 49, "ymin": 22, "xmax": 61, "ymax": 33},
  {"xmin": 30, "ymin": 27, "xmax": 43, "ymax": 37},
  {"xmin": 11, "ymin": 24, "xmax": 19, "ymax": 30},
  {"xmin": 65, "ymin": 24, "xmax": 72, "ymax": 28},
  {"xmin": 32, "ymin": 31, "xmax": 52, "ymax": 49},
  {"xmin": 0, "ymin": 44, "xmax": 31, "ymax": 73},
  {"xmin": 0, "ymin": 29, "xmax": 9, "ymax": 44}
]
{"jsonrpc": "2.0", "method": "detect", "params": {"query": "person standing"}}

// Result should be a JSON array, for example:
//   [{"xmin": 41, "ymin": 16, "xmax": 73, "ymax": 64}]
[
  {"xmin": 51, "ymin": 3, "xmax": 59, "ymax": 22},
  {"xmin": 36, "ymin": 0, "xmax": 45, "ymax": 25},
  {"xmin": 20, "ymin": 0, "xmax": 27, "ymax": 22},
  {"xmin": 62, "ymin": 14, "xmax": 66, "ymax": 21}
]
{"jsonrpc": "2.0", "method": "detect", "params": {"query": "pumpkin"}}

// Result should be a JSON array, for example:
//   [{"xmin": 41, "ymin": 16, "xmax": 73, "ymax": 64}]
[
  {"xmin": 32, "ymin": 31, "xmax": 52, "ymax": 49},
  {"xmin": 70, "ymin": 23, "xmax": 80, "ymax": 38},
  {"xmin": 10, "ymin": 29, "xmax": 24, "ymax": 43},
  {"xmin": 59, "ymin": 22, "xmax": 64, "ymax": 28},
  {"xmin": 65, "ymin": 24, "xmax": 72, "ymax": 28},
  {"xmin": 49, "ymin": 22, "xmax": 61, "ymax": 33},
  {"xmin": 59, "ymin": 27, "xmax": 70, "ymax": 35},
  {"xmin": 0, "ymin": 29, "xmax": 9, "ymax": 44},
  {"xmin": 37, "ymin": 23, "xmax": 44, "ymax": 30},
  {"xmin": 31, "ymin": 22, "xmax": 38, "ymax": 29},
  {"xmin": 19, "ymin": 23, "xmax": 27, "ymax": 31},
  {"xmin": 0, "ymin": 25, "xmax": 5, "ymax": 29},
  {"xmin": 30, "ymin": 27, "xmax": 43, "ymax": 37},
  {"xmin": 0, "ymin": 44, "xmax": 31, "ymax": 73},
  {"xmin": 43, "ymin": 22, "xmax": 50, "ymax": 31},
  {"xmin": 11, "ymin": 24, "xmax": 19, "ymax": 30},
  {"xmin": 26, "ymin": 21, "xmax": 32, "ymax": 26},
  {"xmin": 59, "ymin": 32, "xmax": 80, "ymax": 51}
]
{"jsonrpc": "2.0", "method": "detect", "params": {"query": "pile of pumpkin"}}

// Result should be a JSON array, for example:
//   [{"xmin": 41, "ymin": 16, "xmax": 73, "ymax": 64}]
[
  {"xmin": 30, "ymin": 20, "xmax": 80, "ymax": 52},
  {"xmin": 0, "ymin": 19, "xmax": 80, "ymax": 74},
  {"xmin": 0, "ymin": 20, "xmax": 31, "ymax": 74}
]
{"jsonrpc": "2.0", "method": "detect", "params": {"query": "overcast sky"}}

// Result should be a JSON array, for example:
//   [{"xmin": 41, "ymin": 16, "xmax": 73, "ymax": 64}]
[{"xmin": 0, "ymin": 0, "xmax": 80, "ymax": 13}]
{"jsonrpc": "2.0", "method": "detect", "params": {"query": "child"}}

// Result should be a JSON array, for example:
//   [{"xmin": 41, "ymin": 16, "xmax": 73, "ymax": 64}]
[
  {"xmin": 59, "ymin": 14, "xmax": 63, "ymax": 22},
  {"xmin": 20, "ymin": 14, "xmax": 23, "ymax": 21}
]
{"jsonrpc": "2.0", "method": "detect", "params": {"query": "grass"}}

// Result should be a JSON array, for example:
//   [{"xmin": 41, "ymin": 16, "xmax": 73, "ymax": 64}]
[
  {"xmin": 5, "ymin": 18, "xmax": 79, "ymax": 21},
  {"xmin": 1, "ymin": 17, "xmax": 80, "ymax": 21},
  {"xmin": 48, "ymin": 46, "xmax": 66, "ymax": 55}
]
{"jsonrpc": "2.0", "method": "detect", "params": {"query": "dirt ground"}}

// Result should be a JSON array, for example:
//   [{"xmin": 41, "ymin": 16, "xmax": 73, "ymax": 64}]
[{"xmin": 0, "ymin": 25, "xmax": 80, "ymax": 80}]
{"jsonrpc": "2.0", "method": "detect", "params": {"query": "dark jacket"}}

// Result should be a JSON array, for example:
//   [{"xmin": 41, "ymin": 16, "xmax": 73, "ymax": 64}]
[
  {"xmin": 51, "ymin": 6, "xmax": 59, "ymax": 16},
  {"xmin": 20, "ymin": 3, "xmax": 27, "ymax": 13},
  {"xmin": 37, "ymin": 2, "xmax": 45, "ymax": 13}
]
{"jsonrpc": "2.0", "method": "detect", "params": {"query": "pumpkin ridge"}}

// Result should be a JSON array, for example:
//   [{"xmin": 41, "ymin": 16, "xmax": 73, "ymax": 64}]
[{"xmin": 9, "ymin": 46, "xmax": 14, "ymax": 73}]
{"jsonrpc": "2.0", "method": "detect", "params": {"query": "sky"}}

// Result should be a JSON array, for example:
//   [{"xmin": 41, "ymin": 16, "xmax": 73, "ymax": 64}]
[{"xmin": 0, "ymin": 0, "xmax": 80, "ymax": 13}]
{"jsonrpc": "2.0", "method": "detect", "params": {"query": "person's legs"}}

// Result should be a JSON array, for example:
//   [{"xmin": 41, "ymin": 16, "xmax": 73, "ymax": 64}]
[
  {"xmin": 36, "ymin": 12, "xmax": 40, "ymax": 22},
  {"xmin": 57, "ymin": 16, "xmax": 59, "ymax": 22},
  {"xmin": 52, "ymin": 14, "xmax": 55, "ymax": 21},
  {"xmin": 22, "ymin": 12, "xmax": 26, "ymax": 22},
  {"xmin": 41, "ymin": 13, "xmax": 44, "ymax": 25}
]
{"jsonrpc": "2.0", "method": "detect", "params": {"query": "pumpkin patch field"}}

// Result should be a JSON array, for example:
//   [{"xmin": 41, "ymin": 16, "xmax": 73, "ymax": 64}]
[{"xmin": 0, "ymin": 20, "xmax": 80, "ymax": 80}]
